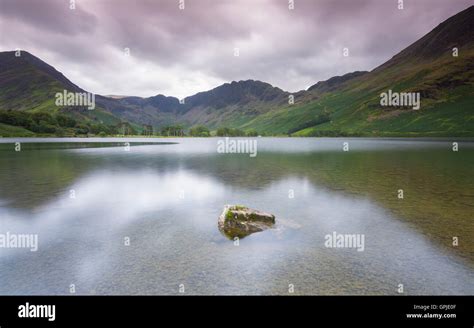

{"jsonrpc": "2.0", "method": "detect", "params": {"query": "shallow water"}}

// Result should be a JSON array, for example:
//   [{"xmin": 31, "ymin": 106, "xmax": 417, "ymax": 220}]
[{"xmin": 0, "ymin": 138, "xmax": 473, "ymax": 295}]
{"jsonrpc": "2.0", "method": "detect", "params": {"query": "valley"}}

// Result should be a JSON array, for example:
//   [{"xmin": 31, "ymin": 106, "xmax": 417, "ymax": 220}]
[{"xmin": 0, "ymin": 6, "xmax": 473, "ymax": 137}]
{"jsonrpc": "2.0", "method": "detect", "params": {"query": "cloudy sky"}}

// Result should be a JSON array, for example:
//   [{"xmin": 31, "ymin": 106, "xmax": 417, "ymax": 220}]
[{"xmin": 0, "ymin": 0, "xmax": 472, "ymax": 98}]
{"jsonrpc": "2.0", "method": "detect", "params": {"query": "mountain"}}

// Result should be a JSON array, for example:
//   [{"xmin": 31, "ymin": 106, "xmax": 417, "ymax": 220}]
[
  {"xmin": 0, "ymin": 5, "xmax": 473, "ymax": 137},
  {"xmin": 0, "ymin": 50, "xmax": 123, "ymax": 134},
  {"xmin": 178, "ymin": 80, "xmax": 290, "ymax": 128},
  {"xmin": 0, "ymin": 51, "xmax": 81, "ymax": 112},
  {"xmin": 245, "ymin": 5, "xmax": 474, "ymax": 136},
  {"xmin": 95, "ymin": 79, "xmax": 290, "ymax": 129},
  {"xmin": 290, "ymin": 5, "xmax": 474, "ymax": 136},
  {"xmin": 307, "ymin": 71, "xmax": 368, "ymax": 93},
  {"xmin": 185, "ymin": 80, "xmax": 288, "ymax": 108}
]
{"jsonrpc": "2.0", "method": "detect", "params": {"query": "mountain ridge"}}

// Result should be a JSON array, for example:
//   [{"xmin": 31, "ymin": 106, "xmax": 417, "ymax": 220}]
[{"xmin": 1, "ymin": 5, "xmax": 473, "ymax": 136}]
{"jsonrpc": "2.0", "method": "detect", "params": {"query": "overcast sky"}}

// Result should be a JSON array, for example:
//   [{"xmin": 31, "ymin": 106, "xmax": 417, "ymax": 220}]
[{"xmin": 0, "ymin": 0, "xmax": 472, "ymax": 98}]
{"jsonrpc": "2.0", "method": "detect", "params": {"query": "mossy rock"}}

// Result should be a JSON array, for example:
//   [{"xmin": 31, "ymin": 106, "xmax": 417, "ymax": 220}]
[{"xmin": 218, "ymin": 205, "xmax": 275, "ymax": 240}]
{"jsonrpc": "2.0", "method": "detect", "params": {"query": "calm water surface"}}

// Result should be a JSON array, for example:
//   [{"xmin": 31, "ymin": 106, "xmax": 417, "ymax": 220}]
[{"xmin": 0, "ymin": 138, "xmax": 473, "ymax": 295}]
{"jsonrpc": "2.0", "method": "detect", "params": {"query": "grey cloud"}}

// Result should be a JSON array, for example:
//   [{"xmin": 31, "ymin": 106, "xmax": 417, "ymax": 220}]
[
  {"xmin": 0, "ymin": 0, "xmax": 97, "ymax": 36},
  {"xmin": 0, "ymin": 0, "xmax": 472, "ymax": 97}
]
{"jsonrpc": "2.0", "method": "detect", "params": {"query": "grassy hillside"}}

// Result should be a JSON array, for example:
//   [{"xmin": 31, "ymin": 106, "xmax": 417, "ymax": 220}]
[
  {"xmin": 0, "ymin": 51, "xmax": 129, "ymax": 136},
  {"xmin": 239, "ymin": 6, "xmax": 474, "ymax": 137},
  {"xmin": 288, "ymin": 48, "xmax": 474, "ymax": 137},
  {"xmin": 0, "ymin": 123, "xmax": 36, "ymax": 137}
]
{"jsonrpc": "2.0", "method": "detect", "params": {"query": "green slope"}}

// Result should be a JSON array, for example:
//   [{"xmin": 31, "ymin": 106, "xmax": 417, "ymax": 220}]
[
  {"xmin": 0, "ymin": 51, "xmax": 125, "ymax": 135},
  {"xmin": 0, "ymin": 123, "xmax": 36, "ymax": 137},
  {"xmin": 289, "ymin": 49, "xmax": 474, "ymax": 137},
  {"xmin": 238, "ymin": 5, "xmax": 474, "ymax": 137}
]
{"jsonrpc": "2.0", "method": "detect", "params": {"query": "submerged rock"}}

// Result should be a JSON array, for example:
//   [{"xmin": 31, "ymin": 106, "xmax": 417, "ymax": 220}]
[{"xmin": 218, "ymin": 205, "xmax": 275, "ymax": 239}]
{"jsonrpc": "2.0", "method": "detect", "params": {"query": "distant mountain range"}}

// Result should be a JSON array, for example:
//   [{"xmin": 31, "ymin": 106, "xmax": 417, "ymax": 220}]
[{"xmin": 1, "ymin": 5, "xmax": 473, "ymax": 137}]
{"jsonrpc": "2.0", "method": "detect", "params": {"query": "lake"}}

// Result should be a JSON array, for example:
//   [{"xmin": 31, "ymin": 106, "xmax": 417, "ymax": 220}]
[{"xmin": 0, "ymin": 137, "xmax": 473, "ymax": 295}]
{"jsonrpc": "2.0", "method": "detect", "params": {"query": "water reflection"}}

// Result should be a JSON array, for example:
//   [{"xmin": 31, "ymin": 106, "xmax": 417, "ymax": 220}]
[{"xmin": 0, "ymin": 138, "xmax": 473, "ymax": 295}]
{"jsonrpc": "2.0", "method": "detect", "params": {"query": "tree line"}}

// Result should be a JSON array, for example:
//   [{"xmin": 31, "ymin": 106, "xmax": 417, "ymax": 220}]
[
  {"xmin": 0, "ymin": 110, "xmax": 262, "ymax": 137},
  {"xmin": 0, "ymin": 110, "xmax": 117, "ymax": 136}
]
